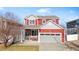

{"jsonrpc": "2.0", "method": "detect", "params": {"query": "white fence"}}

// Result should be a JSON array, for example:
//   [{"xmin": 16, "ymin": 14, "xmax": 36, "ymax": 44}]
[{"xmin": 67, "ymin": 34, "xmax": 78, "ymax": 41}]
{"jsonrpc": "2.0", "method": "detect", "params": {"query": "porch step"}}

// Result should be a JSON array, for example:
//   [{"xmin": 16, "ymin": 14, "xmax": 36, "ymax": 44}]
[{"xmin": 65, "ymin": 40, "xmax": 79, "ymax": 51}]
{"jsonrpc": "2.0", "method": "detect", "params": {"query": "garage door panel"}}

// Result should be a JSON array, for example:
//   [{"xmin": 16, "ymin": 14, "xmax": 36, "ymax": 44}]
[
  {"xmin": 54, "ymin": 36, "xmax": 61, "ymax": 43},
  {"xmin": 40, "ymin": 35, "xmax": 51, "ymax": 42},
  {"xmin": 40, "ymin": 33, "xmax": 61, "ymax": 43}
]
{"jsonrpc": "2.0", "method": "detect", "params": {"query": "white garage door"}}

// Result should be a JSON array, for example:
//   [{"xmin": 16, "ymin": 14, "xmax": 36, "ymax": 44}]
[{"xmin": 40, "ymin": 33, "xmax": 61, "ymax": 43}]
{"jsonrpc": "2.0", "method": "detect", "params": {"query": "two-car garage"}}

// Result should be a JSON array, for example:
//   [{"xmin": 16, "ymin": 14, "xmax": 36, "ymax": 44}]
[
  {"xmin": 40, "ymin": 33, "xmax": 61, "ymax": 43},
  {"xmin": 39, "ymin": 32, "xmax": 64, "ymax": 51}
]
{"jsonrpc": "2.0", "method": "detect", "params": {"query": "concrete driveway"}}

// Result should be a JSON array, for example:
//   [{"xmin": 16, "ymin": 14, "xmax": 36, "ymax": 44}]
[{"xmin": 39, "ymin": 42, "xmax": 73, "ymax": 51}]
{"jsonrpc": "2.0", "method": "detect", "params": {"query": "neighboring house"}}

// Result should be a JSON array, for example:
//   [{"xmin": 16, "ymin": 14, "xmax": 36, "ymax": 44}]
[
  {"xmin": 24, "ymin": 15, "xmax": 64, "ymax": 43},
  {"xmin": 67, "ymin": 19, "xmax": 79, "ymax": 41},
  {"xmin": 0, "ymin": 16, "xmax": 23, "ymax": 44}
]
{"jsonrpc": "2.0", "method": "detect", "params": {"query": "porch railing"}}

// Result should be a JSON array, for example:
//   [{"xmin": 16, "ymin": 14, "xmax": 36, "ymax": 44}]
[{"xmin": 29, "ymin": 36, "xmax": 38, "ymax": 41}]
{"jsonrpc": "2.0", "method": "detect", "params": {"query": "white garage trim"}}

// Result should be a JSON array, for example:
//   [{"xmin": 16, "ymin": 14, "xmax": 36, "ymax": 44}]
[{"xmin": 38, "ymin": 32, "xmax": 62, "ymax": 43}]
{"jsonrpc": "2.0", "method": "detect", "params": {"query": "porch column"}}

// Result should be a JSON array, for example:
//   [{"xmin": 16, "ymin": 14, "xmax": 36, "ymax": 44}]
[
  {"xmin": 20, "ymin": 30, "xmax": 23, "ymax": 43},
  {"xmin": 38, "ymin": 30, "xmax": 40, "ymax": 43}
]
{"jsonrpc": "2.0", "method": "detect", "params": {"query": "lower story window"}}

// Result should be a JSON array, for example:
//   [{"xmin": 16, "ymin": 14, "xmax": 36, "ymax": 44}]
[
  {"xmin": 67, "ymin": 28, "xmax": 77, "ymax": 34},
  {"xmin": 25, "ymin": 32, "xmax": 29, "ymax": 36},
  {"xmin": 31, "ymin": 30, "xmax": 38, "ymax": 36}
]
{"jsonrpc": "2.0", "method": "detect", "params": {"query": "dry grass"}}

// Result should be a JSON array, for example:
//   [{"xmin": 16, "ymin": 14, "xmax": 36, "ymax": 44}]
[{"xmin": 0, "ymin": 44, "xmax": 39, "ymax": 51}]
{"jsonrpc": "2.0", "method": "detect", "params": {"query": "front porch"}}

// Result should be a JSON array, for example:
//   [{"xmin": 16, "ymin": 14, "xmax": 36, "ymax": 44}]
[{"xmin": 25, "ymin": 29, "xmax": 38, "ymax": 42}]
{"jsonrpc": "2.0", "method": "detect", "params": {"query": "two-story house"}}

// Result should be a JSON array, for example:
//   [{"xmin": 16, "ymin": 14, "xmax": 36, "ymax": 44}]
[
  {"xmin": 24, "ymin": 15, "xmax": 64, "ymax": 43},
  {"xmin": 67, "ymin": 19, "xmax": 79, "ymax": 41}
]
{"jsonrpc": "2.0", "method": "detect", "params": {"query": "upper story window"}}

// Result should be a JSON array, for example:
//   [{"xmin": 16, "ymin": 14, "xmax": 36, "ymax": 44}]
[
  {"xmin": 42, "ymin": 20, "xmax": 46, "ymax": 24},
  {"xmin": 27, "ymin": 15, "xmax": 37, "ymax": 25},
  {"xmin": 30, "ymin": 20, "xmax": 35, "ymax": 25}
]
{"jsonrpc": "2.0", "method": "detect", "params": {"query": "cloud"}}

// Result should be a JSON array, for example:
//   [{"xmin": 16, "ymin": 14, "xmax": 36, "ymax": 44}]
[{"xmin": 37, "ymin": 8, "xmax": 51, "ymax": 13}]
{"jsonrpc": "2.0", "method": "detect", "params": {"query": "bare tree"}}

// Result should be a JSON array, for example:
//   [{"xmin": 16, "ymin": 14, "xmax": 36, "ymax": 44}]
[
  {"xmin": 3, "ymin": 12, "xmax": 18, "ymax": 20},
  {"xmin": 0, "ymin": 12, "xmax": 22, "ymax": 47}
]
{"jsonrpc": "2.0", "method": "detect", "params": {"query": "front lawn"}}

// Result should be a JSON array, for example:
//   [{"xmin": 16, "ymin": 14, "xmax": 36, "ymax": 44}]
[{"xmin": 0, "ymin": 44, "xmax": 39, "ymax": 51}]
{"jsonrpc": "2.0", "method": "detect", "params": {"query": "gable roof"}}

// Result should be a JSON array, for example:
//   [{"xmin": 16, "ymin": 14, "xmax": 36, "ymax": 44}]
[
  {"xmin": 25, "ymin": 15, "xmax": 39, "ymax": 20},
  {"xmin": 40, "ymin": 20, "xmax": 64, "ymax": 29},
  {"xmin": 37, "ymin": 15, "xmax": 59, "ymax": 19},
  {"xmin": 25, "ymin": 15, "xmax": 59, "ymax": 20}
]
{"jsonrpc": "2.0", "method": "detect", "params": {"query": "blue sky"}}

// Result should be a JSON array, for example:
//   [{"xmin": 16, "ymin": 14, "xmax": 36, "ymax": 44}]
[{"xmin": 0, "ymin": 7, "xmax": 79, "ymax": 27}]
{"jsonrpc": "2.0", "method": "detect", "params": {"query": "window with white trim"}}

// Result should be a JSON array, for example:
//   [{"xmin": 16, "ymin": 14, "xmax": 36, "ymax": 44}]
[{"xmin": 30, "ymin": 20, "xmax": 35, "ymax": 25}]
